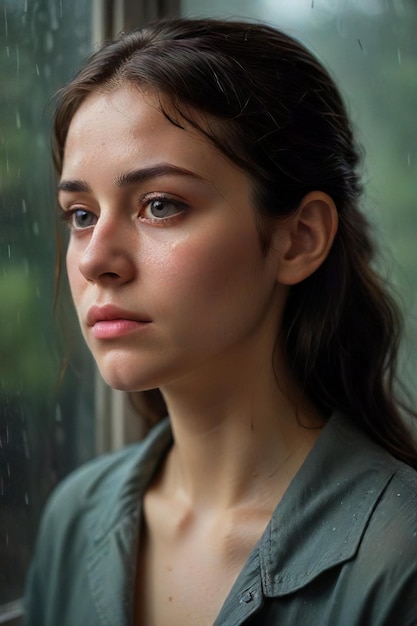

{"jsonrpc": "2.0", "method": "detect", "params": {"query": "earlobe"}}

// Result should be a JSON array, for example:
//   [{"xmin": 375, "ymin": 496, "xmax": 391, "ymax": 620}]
[{"xmin": 276, "ymin": 191, "xmax": 338, "ymax": 285}]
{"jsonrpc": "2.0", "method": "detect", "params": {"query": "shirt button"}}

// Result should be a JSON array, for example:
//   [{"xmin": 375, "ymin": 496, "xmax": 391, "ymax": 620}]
[{"xmin": 240, "ymin": 591, "xmax": 254, "ymax": 604}]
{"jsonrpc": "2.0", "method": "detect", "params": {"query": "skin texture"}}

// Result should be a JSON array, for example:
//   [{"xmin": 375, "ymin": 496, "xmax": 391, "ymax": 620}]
[
  {"xmin": 62, "ymin": 86, "xmax": 289, "ymax": 394},
  {"xmin": 60, "ymin": 84, "xmax": 338, "ymax": 625}
]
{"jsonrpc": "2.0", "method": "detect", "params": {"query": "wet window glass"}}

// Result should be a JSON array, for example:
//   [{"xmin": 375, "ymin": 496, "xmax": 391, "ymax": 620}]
[
  {"xmin": 0, "ymin": 0, "xmax": 94, "ymax": 621},
  {"xmin": 180, "ymin": 0, "xmax": 417, "ymax": 397}
]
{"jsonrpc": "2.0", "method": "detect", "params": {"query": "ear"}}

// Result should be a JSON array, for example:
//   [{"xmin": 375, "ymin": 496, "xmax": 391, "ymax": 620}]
[{"xmin": 275, "ymin": 191, "xmax": 338, "ymax": 285}]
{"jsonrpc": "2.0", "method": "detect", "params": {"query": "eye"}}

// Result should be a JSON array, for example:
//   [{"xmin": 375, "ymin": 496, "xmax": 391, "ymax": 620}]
[
  {"xmin": 62, "ymin": 208, "xmax": 97, "ymax": 230},
  {"xmin": 73, "ymin": 209, "xmax": 97, "ymax": 228},
  {"xmin": 141, "ymin": 196, "xmax": 186, "ymax": 222}
]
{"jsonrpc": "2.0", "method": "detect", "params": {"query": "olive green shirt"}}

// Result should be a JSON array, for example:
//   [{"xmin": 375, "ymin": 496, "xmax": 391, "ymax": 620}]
[{"xmin": 24, "ymin": 413, "xmax": 417, "ymax": 625}]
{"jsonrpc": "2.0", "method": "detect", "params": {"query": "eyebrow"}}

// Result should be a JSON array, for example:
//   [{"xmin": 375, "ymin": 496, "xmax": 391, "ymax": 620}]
[
  {"xmin": 58, "ymin": 163, "xmax": 206, "ymax": 193},
  {"xmin": 57, "ymin": 179, "xmax": 91, "ymax": 193}
]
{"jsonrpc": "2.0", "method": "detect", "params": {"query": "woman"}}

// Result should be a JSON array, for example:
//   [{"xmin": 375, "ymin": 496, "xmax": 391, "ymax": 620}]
[{"xmin": 25, "ymin": 17, "xmax": 417, "ymax": 626}]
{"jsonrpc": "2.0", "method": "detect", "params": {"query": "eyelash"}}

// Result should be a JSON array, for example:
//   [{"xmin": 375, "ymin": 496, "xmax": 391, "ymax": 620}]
[
  {"xmin": 59, "ymin": 193, "xmax": 187, "ymax": 230},
  {"xmin": 140, "ymin": 193, "xmax": 187, "ymax": 223},
  {"xmin": 60, "ymin": 208, "xmax": 96, "ymax": 230}
]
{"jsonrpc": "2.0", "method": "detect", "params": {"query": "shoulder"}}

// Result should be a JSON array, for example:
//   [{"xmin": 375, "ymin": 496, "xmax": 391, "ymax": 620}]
[
  {"xmin": 46, "ymin": 442, "xmax": 143, "ymax": 518},
  {"xmin": 266, "ymin": 412, "xmax": 417, "ymax": 589},
  {"xmin": 339, "ymin": 415, "xmax": 417, "ymax": 546},
  {"xmin": 342, "ymin": 459, "xmax": 417, "ymax": 624},
  {"xmin": 338, "ymin": 424, "xmax": 417, "ymax": 621},
  {"xmin": 259, "ymin": 415, "xmax": 417, "ymax": 625},
  {"xmin": 380, "ymin": 459, "xmax": 417, "ymax": 511},
  {"xmin": 330, "ymin": 413, "xmax": 417, "ymax": 557},
  {"xmin": 361, "ymin": 457, "xmax": 417, "ymax": 559},
  {"xmin": 23, "ymin": 420, "xmax": 170, "ymax": 626},
  {"xmin": 42, "ymin": 441, "xmax": 143, "ymax": 533},
  {"xmin": 35, "ymin": 418, "xmax": 172, "ymax": 554}
]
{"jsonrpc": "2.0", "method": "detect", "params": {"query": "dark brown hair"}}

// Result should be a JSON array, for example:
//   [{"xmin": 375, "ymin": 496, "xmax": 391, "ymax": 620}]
[{"xmin": 53, "ymin": 18, "xmax": 417, "ymax": 466}]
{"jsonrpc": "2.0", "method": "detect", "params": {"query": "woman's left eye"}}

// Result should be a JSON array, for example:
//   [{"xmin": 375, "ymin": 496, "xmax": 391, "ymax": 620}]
[{"xmin": 142, "ymin": 197, "xmax": 185, "ymax": 221}]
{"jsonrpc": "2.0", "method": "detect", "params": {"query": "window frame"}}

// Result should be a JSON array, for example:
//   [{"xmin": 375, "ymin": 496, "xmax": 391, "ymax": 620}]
[
  {"xmin": 92, "ymin": 0, "xmax": 179, "ymax": 455},
  {"xmin": 93, "ymin": 0, "xmax": 180, "ymax": 41}
]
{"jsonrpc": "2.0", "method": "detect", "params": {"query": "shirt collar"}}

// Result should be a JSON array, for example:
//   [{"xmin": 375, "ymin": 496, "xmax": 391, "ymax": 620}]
[
  {"xmin": 259, "ymin": 412, "xmax": 397, "ymax": 596},
  {"xmin": 86, "ymin": 418, "xmax": 172, "ymax": 626},
  {"xmin": 91, "ymin": 417, "xmax": 172, "ymax": 543},
  {"xmin": 86, "ymin": 412, "xmax": 399, "ymax": 618}
]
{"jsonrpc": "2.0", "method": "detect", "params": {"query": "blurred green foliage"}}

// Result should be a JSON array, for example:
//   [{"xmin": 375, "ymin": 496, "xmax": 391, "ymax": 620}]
[
  {"xmin": 0, "ymin": 0, "xmax": 94, "ymax": 604},
  {"xmin": 0, "ymin": 0, "xmax": 92, "ymax": 396}
]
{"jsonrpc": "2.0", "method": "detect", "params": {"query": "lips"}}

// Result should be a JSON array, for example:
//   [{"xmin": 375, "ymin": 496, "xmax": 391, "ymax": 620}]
[
  {"xmin": 86, "ymin": 304, "xmax": 151, "ymax": 339},
  {"xmin": 86, "ymin": 304, "xmax": 150, "ymax": 327}
]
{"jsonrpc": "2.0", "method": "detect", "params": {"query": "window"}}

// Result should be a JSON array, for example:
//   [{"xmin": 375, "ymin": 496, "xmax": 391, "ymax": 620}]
[
  {"xmin": 0, "ymin": 0, "xmax": 93, "ymax": 622},
  {"xmin": 1, "ymin": 2, "xmax": 179, "ymax": 623}
]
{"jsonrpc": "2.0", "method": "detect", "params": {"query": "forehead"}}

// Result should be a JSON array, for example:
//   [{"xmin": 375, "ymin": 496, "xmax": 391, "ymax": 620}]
[{"xmin": 62, "ymin": 85, "xmax": 250, "ymax": 195}]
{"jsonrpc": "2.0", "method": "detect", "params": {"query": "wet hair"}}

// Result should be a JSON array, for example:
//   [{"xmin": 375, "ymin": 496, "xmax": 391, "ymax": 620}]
[{"xmin": 53, "ymin": 17, "xmax": 417, "ymax": 466}]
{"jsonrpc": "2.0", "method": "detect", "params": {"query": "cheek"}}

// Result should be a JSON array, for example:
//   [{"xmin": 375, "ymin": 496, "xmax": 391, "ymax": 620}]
[{"xmin": 144, "ymin": 228, "xmax": 261, "ymax": 310}]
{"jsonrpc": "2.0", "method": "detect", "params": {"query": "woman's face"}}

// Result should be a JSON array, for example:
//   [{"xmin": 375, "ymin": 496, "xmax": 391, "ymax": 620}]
[{"xmin": 60, "ymin": 85, "xmax": 289, "ymax": 393}]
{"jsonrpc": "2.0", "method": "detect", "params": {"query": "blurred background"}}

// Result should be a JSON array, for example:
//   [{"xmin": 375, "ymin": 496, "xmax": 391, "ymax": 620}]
[{"xmin": 1, "ymin": 0, "xmax": 416, "ymax": 623}]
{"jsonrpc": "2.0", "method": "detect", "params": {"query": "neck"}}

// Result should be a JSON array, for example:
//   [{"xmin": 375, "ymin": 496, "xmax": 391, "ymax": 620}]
[{"xmin": 158, "ymin": 350, "xmax": 324, "ymax": 513}]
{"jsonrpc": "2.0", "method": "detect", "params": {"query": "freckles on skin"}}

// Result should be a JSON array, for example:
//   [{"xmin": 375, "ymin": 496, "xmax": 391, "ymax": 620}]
[{"xmin": 61, "ymin": 86, "xmax": 287, "ymax": 392}]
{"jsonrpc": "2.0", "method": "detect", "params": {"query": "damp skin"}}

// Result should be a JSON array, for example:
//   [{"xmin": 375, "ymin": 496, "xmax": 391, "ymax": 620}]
[{"xmin": 61, "ymin": 85, "xmax": 289, "ymax": 395}]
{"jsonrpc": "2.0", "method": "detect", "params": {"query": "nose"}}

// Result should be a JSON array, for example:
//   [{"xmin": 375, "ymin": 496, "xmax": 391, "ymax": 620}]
[{"xmin": 77, "ymin": 215, "xmax": 136, "ymax": 286}]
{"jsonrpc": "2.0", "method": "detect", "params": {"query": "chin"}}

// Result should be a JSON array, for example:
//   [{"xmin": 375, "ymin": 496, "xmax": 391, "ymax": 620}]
[
  {"xmin": 96, "ymin": 362, "xmax": 164, "ymax": 393},
  {"xmin": 100, "ymin": 373, "xmax": 153, "ymax": 393}
]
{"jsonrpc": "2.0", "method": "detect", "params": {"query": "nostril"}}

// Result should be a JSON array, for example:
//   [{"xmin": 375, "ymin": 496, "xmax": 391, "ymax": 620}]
[
  {"xmin": 97, "ymin": 271, "xmax": 123, "ymax": 282},
  {"xmin": 84, "ymin": 271, "xmax": 121, "ymax": 284},
  {"xmin": 77, "ymin": 232, "xmax": 136, "ymax": 284}
]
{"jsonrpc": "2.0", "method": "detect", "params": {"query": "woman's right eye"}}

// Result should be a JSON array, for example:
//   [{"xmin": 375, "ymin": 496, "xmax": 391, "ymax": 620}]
[{"xmin": 62, "ymin": 208, "xmax": 97, "ymax": 230}]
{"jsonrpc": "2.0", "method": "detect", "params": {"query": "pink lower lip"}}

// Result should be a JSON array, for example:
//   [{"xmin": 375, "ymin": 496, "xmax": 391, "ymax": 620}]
[{"xmin": 91, "ymin": 319, "xmax": 150, "ymax": 339}]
